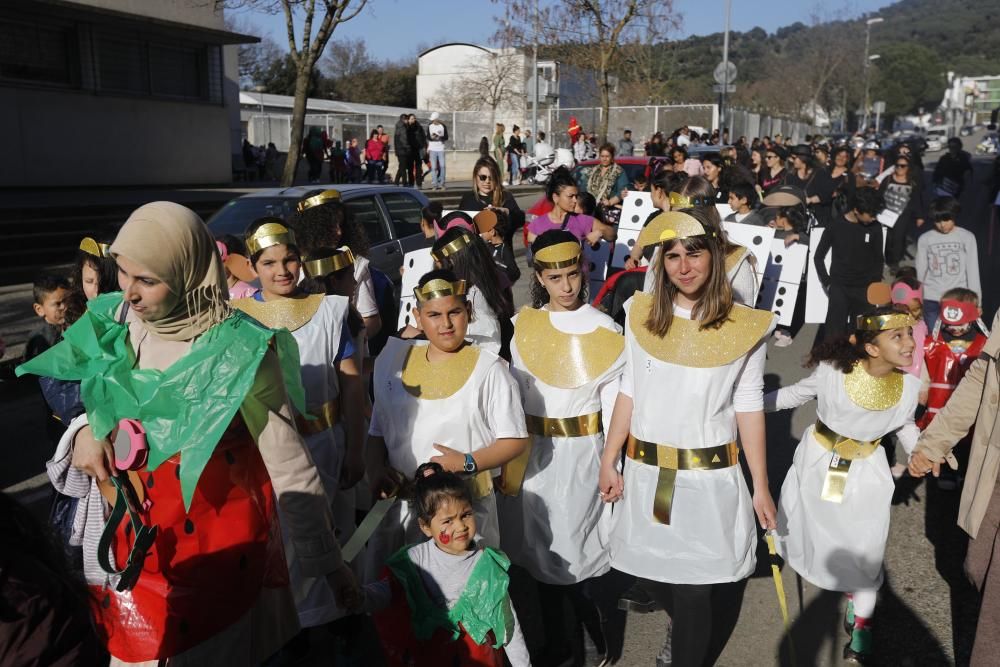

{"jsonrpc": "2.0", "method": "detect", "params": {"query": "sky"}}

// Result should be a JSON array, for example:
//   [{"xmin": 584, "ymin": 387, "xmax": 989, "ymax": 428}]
[{"xmin": 232, "ymin": 0, "xmax": 898, "ymax": 62}]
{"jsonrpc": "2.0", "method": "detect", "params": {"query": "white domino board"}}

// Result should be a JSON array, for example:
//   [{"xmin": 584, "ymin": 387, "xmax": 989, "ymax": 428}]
[
  {"xmin": 722, "ymin": 222, "xmax": 774, "ymax": 291},
  {"xmin": 583, "ymin": 239, "xmax": 612, "ymax": 299},
  {"xmin": 397, "ymin": 247, "xmax": 436, "ymax": 329},
  {"xmin": 612, "ymin": 191, "xmax": 656, "ymax": 268},
  {"xmin": 715, "ymin": 203, "xmax": 734, "ymax": 221},
  {"xmin": 757, "ymin": 240, "xmax": 809, "ymax": 326}
]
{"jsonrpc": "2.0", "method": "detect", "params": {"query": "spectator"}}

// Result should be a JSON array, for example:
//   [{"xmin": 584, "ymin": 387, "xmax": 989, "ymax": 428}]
[
  {"xmin": 365, "ymin": 129, "xmax": 386, "ymax": 183},
  {"xmin": 813, "ymin": 187, "xmax": 886, "ymax": 340},
  {"xmin": 329, "ymin": 140, "xmax": 347, "ymax": 184},
  {"xmin": 582, "ymin": 142, "xmax": 628, "ymax": 218},
  {"xmin": 393, "ymin": 113, "xmax": 411, "ymax": 187},
  {"xmin": 675, "ymin": 126, "xmax": 691, "ymax": 147},
  {"xmin": 645, "ymin": 131, "xmax": 666, "ymax": 157},
  {"xmin": 264, "ymin": 142, "xmax": 279, "ymax": 181},
  {"xmin": 493, "ymin": 123, "xmax": 507, "ymax": 184},
  {"xmin": 346, "ymin": 137, "xmax": 363, "ymax": 183},
  {"xmin": 25, "ymin": 275, "xmax": 70, "ymax": 362},
  {"xmin": 427, "ymin": 112, "xmax": 449, "ymax": 190},
  {"xmin": 377, "ymin": 124, "xmax": 390, "ymax": 176},
  {"xmin": 523, "ymin": 128, "xmax": 533, "ymax": 154},
  {"xmin": 302, "ymin": 126, "xmax": 326, "ymax": 184},
  {"xmin": 785, "ymin": 144, "xmax": 835, "ymax": 227},
  {"xmin": 459, "ymin": 157, "xmax": 525, "ymax": 249},
  {"xmin": 573, "ymin": 131, "xmax": 589, "ymax": 164},
  {"xmin": 479, "ymin": 136, "xmax": 490, "ymax": 158},
  {"xmin": 759, "ymin": 145, "xmax": 787, "ymax": 195},
  {"xmin": 933, "ymin": 137, "xmax": 974, "ymax": 198},
  {"xmin": 725, "ymin": 181, "xmax": 765, "ymax": 226},
  {"xmin": 507, "ymin": 125, "xmax": 525, "ymax": 186},
  {"xmin": 242, "ymin": 138, "xmax": 255, "ymax": 175},
  {"xmin": 879, "ymin": 154, "xmax": 927, "ymax": 270},
  {"xmin": 533, "ymin": 131, "xmax": 553, "ymax": 160},
  {"xmin": 406, "ymin": 113, "xmax": 428, "ymax": 188},
  {"xmin": 916, "ymin": 197, "xmax": 981, "ymax": 330},
  {"xmin": 617, "ymin": 129, "xmax": 635, "ymax": 156}
]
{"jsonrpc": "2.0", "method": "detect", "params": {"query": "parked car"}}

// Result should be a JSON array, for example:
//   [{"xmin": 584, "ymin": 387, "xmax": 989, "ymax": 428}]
[
  {"xmin": 924, "ymin": 130, "xmax": 947, "ymax": 153},
  {"xmin": 206, "ymin": 184, "xmax": 432, "ymax": 280}
]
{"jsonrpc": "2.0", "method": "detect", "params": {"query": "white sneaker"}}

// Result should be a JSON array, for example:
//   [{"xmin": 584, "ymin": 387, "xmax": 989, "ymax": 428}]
[{"xmin": 772, "ymin": 330, "xmax": 794, "ymax": 347}]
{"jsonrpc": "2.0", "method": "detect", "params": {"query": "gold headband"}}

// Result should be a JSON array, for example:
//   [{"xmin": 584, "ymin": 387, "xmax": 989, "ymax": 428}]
[
  {"xmin": 855, "ymin": 312, "xmax": 916, "ymax": 332},
  {"xmin": 636, "ymin": 211, "xmax": 714, "ymax": 249},
  {"xmin": 533, "ymin": 241, "xmax": 582, "ymax": 269},
  {"xmin": 669, "ymin": 192, "xmax": 713, "ymax": 209},
  {"xmin": 79, "ymin": 237, "xmax": 111, "ymax": 258},
  {"xmin": 303, "ymin": 247, "xmax": 355, "ymax": 278},
  {"xmin": 296, "ymin": 189, "xmax": 342, "ymax": 213},
  {"xmin": 414, "ymin": 278, "xmax": 467, "ymax": 303},
  {"xmin": 246, "ymin": 222, "xmax": 296, "ymax": 256},
  {"xmin": 432, "ymin": 234, "xmax": 473, "ymax": 263}
]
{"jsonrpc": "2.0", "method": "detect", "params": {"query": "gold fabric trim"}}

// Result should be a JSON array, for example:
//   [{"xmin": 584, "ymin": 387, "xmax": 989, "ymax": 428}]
[
  {"xmin": 668, "ymin": 192, "xmax": 713, "ymax": 209},
  {"xmin": 401, "ymin": 343, "xmax": 480, "ymax": 399},
  {"xmin": 414, "ymin": 278, "xmax": 467, "ymax": 303},
  {"xmin": 843, "ymin": 363, "xmax": 903, "ymax": 411},
  {"xmin": 432, "ymin": 234, "xmax": 473, "ymax": 262},
  {"xmin": 296, "ymin": 399, "xmax": 341, "ymax": 435},
  {"xmin": 626, "ymin": 435, "xmax": 739, "ymax": 524},
  {"xmin": 515, "ymin": 307, "xmax": 624, "ymax": 388},
  {"xmin": 297, "ymin": 189, "xmax": 342, "ymax": 212},
  {"xmin": 534, "ymin": 241, "xmax": 582, "ymax": 269},
  {"xmin": 525, "ymin": 411, "xmax": 603, "ymax": 438},
  {"xmin": 467, "ymin": 470, "xmax": 494, "ymax": 499},
  {"xmin": 498, "ymin": 446, "xmax": 531, "ymax": 497},
  {"xmin": 303, "ymin": 248, "xmax": 354, "ymax": 278},
  {"xmin": 855, "ymin": 312, "xmax": 916, "ymax": 332},
  {"xmin": 232, "ymin": 293, "xmax": 324, "ymax": 332},
  {"xmin": 636, "ymin": 211, "xmax": 713, "ymax": 249},
  {"xmin": 80, "ymin": 237, "xmax": 111, "ymax": 258},
  {"xmin": 628, "ymin": 293, "xmax": 773, "ymax": 368},
  {"xmin": 246, "ymin": 222, "xmax": 296, "ymax": 256}
]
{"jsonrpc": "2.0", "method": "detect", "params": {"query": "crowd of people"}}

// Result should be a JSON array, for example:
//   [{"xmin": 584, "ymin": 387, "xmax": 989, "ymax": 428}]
[{"xmin": 5, "ymin": 118, "xmax": 997, "ymax": 667}]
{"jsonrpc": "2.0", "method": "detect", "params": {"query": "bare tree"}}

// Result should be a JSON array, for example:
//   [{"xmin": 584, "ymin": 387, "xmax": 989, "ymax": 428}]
[
  {"xmin": 223, "ymin": 0, "xmax": 368, "ymax": 185},
  {"xmin": 428, "ymin": 49, "xmax": 522, "ymax": 126},
  {"xmin": 320, "ymin": 37, "xmax": 374, "ymax": 79},
  {"xmin": 224, "ymin": 15, "xmax": 282, "ymax": 89},
  {"xmin": 494, "ymin": 0, "xmax": 679, "ymax": 141}
]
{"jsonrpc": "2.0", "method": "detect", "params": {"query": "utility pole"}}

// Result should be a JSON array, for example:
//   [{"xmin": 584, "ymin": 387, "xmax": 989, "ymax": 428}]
[
  {"xmin": 861, "ymin": 17, "xmax": 883, "ymax": 134},
  {"xmin": 532, "ymin": 0, "xmax": 539, "ymax": 144},
  {"xmin": 720, "ymin": 0, "xmax": 731, "ymax": 135}
]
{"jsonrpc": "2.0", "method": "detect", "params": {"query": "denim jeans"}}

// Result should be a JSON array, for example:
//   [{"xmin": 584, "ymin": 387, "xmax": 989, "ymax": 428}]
[
  {"xmin": 509, "ymin": 152, "xmax": 520, "ymax": 183},
  {"xmin": 430, "ymin": 150, "xmax": 446, "ymax": 187}
]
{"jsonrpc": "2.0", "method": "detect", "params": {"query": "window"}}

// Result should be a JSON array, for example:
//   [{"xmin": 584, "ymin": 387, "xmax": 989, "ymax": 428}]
[
  {"xmin": 0, "ymin": 18, "xmax": 76, "ymax": 85},
  {"xmin": 149, "ymin": 43, "xmax": 202, "ymax": 99},
  {"xmin": 344, "ymin": 196, "xmax": 389, "ymax": 244},
  {"xmin": 381, "ymin": 193, "xmax": 424, "ymax": 240},
  {"xmin": 96, "ymin": 34, "xmax": 147, "ymax": 94}
]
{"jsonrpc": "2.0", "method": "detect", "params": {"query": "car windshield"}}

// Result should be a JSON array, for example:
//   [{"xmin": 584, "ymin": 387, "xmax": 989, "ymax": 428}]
[{"xmin": 206, "ymin": 197, "xmax": 298, "ymax": 237}]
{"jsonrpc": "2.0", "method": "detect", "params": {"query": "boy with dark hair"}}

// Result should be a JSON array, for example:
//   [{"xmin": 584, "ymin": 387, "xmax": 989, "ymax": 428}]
[
  {"xmin": 25, "ymin": 274, "xmax": 71, "ymax": 362},
  {"xmin": 932, "ymin": 137, "xmax": 973, "ymax": 198},
  {"xmin": 916, "ymin": 196, "xmax": 981, "ymax": 330},
  {"xmin": 725, "ymin": 181, "xmax": 764, "ymax": 225},
  {"xmin": 814, "ymin": 187, "xmax": 886, "ymax": 339}
]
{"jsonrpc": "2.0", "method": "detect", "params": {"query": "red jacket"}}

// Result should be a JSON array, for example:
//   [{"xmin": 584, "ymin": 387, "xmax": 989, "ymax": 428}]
[{"xmin": 918, "ymin": 331, "xmax": 988, "ymax": 431}]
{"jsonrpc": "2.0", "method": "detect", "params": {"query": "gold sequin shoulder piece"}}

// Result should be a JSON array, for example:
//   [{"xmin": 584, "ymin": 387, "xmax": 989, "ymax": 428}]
[
  {"xmin": 843, "ymin": 362, "xmax": 903, "ymax": 411},
  {"xmin": 232, "ymin": 294, "xmax": 324, "ymax": 332},
  {"xmin": 628, "ymin": 293, "xmax": 774, "ymax": 368},
  {"xmin": 514, "ymin": 307, "xmax": 624, "ymax": 389},
  {"xmin": 401, "ymin": 343, "xmax": 481, "ymax": 400},
  {"xmin": 725, "ymin": 245, "xmax": 750, "ymax": 275}
]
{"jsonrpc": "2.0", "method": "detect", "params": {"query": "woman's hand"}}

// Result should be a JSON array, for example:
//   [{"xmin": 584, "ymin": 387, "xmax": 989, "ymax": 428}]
[
  {"xmin": 624, "ymin": 255, "xmax": 638, "ymax": 270},
  {"xmin": 585, "ymin": 230, "xmax": 603, "ymax": 245},
  {"xmin": 598, "ymin": 462, "xmax": 624, "ymax": 503},
  {"xmin": 908, "ymin": 450, "xmax": 941, "ymax": 478},
  {"xmin": 71, "ymin": 426, "xmax": 116, "ymax": 482},
  {"xmin": 753, "ymin": 486, "xmax": 777, "ymax": 530},
  {"xmin": 430, "ymin": 444, "xmax": 466, "ymax": 472}
]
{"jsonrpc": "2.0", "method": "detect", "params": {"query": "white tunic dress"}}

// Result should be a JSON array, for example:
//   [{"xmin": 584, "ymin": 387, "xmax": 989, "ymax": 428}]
[
  {"xmin": 502, "ymin": 305, "xmax": 625, "ymax": 584},
  {"xmin": 609, "ymin": 295, "xmax": 774, "ymax": 584},
  {"xmin": 466, "ymin": 284, "xmax": 503, "ymax": 355},
  {"xmin": 365, "ymin": 338, "xmax": 527, "ymax": 582},
  {"xmin": 769, "ymin": 362, "xmax": 920, "ymax": 592}
]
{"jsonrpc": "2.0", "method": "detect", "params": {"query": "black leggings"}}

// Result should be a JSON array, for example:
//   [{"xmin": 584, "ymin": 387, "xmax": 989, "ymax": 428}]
[{"xmin": 537, "ymin": 580, "xmax": 605, "ymax": 659}]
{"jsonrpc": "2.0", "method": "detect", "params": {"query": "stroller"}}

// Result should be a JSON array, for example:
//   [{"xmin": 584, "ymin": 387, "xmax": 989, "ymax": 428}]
[{"xmin": 522, "ymin": 148, "xmax": 576, "ymax": 184}]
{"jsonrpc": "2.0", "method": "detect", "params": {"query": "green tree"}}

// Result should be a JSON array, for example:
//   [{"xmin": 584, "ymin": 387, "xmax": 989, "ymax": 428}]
[
  {"xmin": 873, "ymin": 42, "xmax": 946, "ymax": 117},
  {"xmin": 259, "ymin": 54, "xmax": 325, "ymax": 97}
]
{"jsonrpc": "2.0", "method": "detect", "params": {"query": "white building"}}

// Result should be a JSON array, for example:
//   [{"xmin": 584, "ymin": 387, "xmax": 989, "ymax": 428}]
[
  {"xmin": 0, "ymin": 0, "xmax": 253, "ymax": 187},
  {"xmin": 939, "ymin": 73, "xmax": 1000, "ymax": 128}
]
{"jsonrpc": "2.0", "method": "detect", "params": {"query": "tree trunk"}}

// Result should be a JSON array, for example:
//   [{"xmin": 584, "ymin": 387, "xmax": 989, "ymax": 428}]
[
  {"xmin": 282, "ymin": 65, "xmax": 313, "ymax": 187},
  {"xmin": 599, "ymin": 67, "xmax": 611, "ymax": 143}
]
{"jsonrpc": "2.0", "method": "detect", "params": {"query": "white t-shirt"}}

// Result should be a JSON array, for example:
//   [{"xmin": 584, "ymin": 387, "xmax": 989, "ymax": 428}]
[{"xmin": 427, "ymin": 122, "xmax": 447, "ymax": 152}]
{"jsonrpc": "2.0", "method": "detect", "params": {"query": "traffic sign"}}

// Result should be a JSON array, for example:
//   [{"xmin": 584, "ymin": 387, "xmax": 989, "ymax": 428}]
[
  {"xmin": 713, "ymin": 61, "xmax": 738, "ymax": 85},
  {"xmin": 713, "ymin": 83, "xmax": 736, "ymax": 94},
  {"xmin": 873, "ymin": 101, "xmax": 886, "ymax": 113}
]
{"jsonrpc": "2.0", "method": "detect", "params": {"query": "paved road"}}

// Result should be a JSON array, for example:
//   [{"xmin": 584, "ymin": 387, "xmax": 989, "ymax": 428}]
[{"xmin": 3, "ymin": 162, "xmax": 995, "ymax": 665}]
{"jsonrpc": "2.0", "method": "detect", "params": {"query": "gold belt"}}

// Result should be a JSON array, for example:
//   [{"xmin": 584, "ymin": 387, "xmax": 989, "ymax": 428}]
[
  {"xmin": 525, "ymin": 412, "xmax": 603, "ymax": 438},
  {"xmin": 626, "ymin": 435, "xmax": 739, "ymax": 525},
  {"xmin": 812, "ymin": 420, "xmax": 881, "ymax": 504},
  {"xmin": 295, "ymin": 399, "xmax": 341, "ymax": 435}
]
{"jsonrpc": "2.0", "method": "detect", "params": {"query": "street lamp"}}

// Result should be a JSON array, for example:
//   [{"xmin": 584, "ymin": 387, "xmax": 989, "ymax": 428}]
[{"xmin": 861, "ymin": 17, "xmax": 884, "ymax": 133}]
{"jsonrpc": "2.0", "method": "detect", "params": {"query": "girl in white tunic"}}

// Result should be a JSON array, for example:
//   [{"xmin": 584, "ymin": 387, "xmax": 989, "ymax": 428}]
[
  {"xmin": 431, "ymin": 227, "xmax": 515, "ymax": 358},
  {"xmin": 501, "ymin": 230, "xmax": 625, "ymax": 664},
  {"xmin": 598, "ymin": 210, "xmax": 777, "ymax": 666},
  {"xmin": 233, "ymin": 221, "xmax": 365, "ymax": 630},
  {"xmin": 767, "ymin": 305, "xmax": 920, "ymax": 663},
  {"xmin": 364, "ymin": 270, "xmax": 528, "ymax": 582}
]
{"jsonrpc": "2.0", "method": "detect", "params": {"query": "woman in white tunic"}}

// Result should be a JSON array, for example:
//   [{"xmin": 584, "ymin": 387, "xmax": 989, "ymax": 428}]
[
  {"xmin": 431, "ymin": 227, "xmax": 515, "ymax": 358},
  {"xmin": 233, "ymin": 221, "xmax": 365, "ymax": 631},
  {"xmin": 767, "ymin": 305, "xmax": 920, "ymax": 663},
  {"xmin": 598, "ymin": 210, "xmax": 777, "ymax": 666},
  {"xmin": 501, "ymin": 230, "xmax": 625, "ymax": 664},
  {"xmin": 364, "ymin": 270, "xmax": 528, "ymax": 582}
]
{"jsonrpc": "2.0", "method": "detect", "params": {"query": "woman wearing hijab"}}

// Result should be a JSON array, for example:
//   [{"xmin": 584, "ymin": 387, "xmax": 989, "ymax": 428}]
[{"xmin": 18, "ymin": 202, "xmax": 357, "ymax": 666}]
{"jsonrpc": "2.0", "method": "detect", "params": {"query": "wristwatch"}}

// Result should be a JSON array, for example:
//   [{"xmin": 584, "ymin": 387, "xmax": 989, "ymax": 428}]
[{"xmin": 463, "ymin": 453, "xmax": 478, "ymax": 474}]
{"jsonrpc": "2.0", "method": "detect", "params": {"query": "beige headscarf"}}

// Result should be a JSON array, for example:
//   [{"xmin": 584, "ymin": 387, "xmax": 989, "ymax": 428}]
[{"xmin": 111, "ymin": 201, "xmax": 231, "ymax": 341}]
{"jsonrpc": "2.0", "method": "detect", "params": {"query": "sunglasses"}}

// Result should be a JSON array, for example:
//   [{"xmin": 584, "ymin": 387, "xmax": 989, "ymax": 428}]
[
  {"xmin": 477, "ymin": 173, "xmax": 492, "ymax": 181},
  {"xmin": 895, "ymin": 163, "xmax": 908, "ymax": 168}
]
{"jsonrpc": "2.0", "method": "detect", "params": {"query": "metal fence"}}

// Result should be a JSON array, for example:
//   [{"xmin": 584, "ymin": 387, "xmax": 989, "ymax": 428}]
[{"xmin": 247, "ymin": 104, "xmax": 819, "ymax": 154}]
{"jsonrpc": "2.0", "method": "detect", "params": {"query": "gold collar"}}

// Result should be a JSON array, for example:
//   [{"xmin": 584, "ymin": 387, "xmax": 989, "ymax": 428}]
[
  {"xmin": 232, "ymin": 294, "xmax": 324, "ymax": 332},
  {"xmin": 514, "ymin": 307, "xmax": 624, "ymax": 388},
  {"xmin": 401, "ymin": 343, "xmax": 480, "ymax": 399},
  {"xmin": 843, "ymin": 362, "xmax": 903, "ymax": 411},
  {"xmin": 627, "ymin": 293, "xmax": 773, "ymax": 368}
]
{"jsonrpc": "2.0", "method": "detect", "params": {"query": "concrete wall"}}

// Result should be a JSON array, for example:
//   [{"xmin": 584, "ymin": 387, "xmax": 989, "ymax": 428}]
[
  {"xmin": 0, "ymin": 88, "xmax": 232, "ymax": 187},
  {"xmin": 74, "ymin": 0, "xmax": 225, "ymax": 29}
]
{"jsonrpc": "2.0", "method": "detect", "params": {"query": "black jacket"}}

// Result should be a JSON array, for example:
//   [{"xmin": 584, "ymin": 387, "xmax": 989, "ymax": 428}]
[{"xmin": 393, "ymin": 120, "xmax": 409, "ymax": 156}]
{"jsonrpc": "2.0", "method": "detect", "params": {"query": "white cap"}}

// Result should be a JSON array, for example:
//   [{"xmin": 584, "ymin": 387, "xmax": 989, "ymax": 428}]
[{"xmin": 430, "ymin": 112, "xmax": 440, "ymax": 121}]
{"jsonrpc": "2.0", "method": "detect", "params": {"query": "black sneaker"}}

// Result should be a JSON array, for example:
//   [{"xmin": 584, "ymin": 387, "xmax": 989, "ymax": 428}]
[{"xmin": 617, "ymin": 582, "xmax": 660, "ymax": 613}]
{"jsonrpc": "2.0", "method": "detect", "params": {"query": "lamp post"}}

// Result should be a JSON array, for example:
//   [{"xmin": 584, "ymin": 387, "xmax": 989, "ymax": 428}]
[{"xmin": 861, "ymin": 17, "xmax": 883, "ymax": 133}]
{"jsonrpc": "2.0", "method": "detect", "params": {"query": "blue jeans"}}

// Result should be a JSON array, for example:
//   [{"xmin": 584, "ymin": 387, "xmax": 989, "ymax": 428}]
[
  {"xmin": 430, "ymin": 151, "xmax": 446, "ymax": 187},
  {"xmin": 509, "ymin": 152, "xmax": 520, "ymax": 183}
]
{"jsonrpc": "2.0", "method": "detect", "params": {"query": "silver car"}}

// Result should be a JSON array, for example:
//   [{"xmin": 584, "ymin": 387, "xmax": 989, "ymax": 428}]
[{"xmin": 205, "ymin": 184, "xmax": 432, "ymax": 279}]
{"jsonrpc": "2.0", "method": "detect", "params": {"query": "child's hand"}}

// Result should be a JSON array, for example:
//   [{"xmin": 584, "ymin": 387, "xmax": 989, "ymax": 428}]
[
  {"xmin": 753, "ymin": 487, "xmax": 777, "ymax": 530},
  {"xmin": 908, "ymin": 450, "xmax": 942, "ymax": 478},
  {"xmin": 430, "ymin": 445, "xmax": 466, "ymax": 472},
  {"xmin": 783, "ymin": 234, "xmax": 799, "ymax": 247},
  {"xmin": 598, "ymin": 463, "xmax": 623, "ymax": 503},
  {"xmin": 328, "ymin": 565, "xmax": 362, "ymax": 612}
]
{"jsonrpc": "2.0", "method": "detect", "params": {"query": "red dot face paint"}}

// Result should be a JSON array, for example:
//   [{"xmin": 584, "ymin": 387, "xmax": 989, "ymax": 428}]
[{"xmin": 438, "ymin": 531, "xmax": 451, "ymax": 545}]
